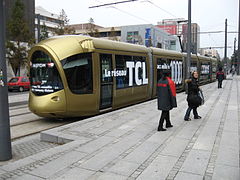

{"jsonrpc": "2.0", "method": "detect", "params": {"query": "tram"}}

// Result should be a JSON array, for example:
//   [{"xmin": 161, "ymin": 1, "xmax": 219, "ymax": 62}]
[{"xmin": 28, "ymin": 35, "xmax": 217, "ymax": 118}]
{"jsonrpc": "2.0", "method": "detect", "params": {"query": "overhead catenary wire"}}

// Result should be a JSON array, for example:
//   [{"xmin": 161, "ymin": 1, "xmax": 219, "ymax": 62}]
[
  {"xmin": 91, "ymin": 0, "xmax": 176, "ymax": 24},
  {"xmin": 142, "ymin": 0, "xmax": 177, "ymax": 18},
  {"xmin": 92, "ymin": 0, "xmax": 153, "ymax": 24},
  {"xmin": 108, "ymin": 6, "xmax": 153, "ymax": 24},
  {"xmin": 89, "ymin": 0, "xmax": 140, "ymax": 8},
  {"xmin": 199, "ymin": 31, "xmax": 238, "ymax": 34}
]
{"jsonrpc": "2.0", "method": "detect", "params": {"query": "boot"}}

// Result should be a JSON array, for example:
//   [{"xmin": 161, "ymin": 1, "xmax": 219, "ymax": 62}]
[
  {"xmin": 158, "ymin": 126, "xmax": 166, "ymax": 131},
  {"xmin": 166, "ymin": 124, "xmax": 173, "ymax": 128}
]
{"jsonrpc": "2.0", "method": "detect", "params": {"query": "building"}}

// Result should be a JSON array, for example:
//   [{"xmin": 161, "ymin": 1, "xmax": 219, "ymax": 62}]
[
  {"xmin": 5, "ymin": 0, "xmax": 35, "ymax": 40},
  {"xmin": 157, "ymin": 18, "xmax": 200, "ymax": 54},
  {"xmin": 121, "ymin": 24, "xmax": 180, "ymax": 51},
  {"xmin": 70, "ymin": 24, "xmax": 121, "ymax": 41},
  {"xmin": 72, "ymin": 23, "xmax": 180, "ymax": 51},
  {"xmin": 70, "ymin": 23, "xmax": 103, "ymax": 33},
  {"xmin": 199, "ymin": 48, "xmax": 220, "ymax": 59},
  {"xmin": 35, "ymin": 6, "xmax": 63, "ymax": 41}
]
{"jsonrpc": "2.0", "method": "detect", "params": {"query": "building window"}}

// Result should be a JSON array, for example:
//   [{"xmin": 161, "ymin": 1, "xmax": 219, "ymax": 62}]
[
  {"xmin": 126, "ymin": 31, "xmax": 139, "ymax": 44},
  {"xmin": 170, "ymin": 40, "xmax": 176, "ymax": 45}
]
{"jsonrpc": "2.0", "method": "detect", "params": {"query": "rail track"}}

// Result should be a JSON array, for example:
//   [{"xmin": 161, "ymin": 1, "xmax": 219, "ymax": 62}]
[{"xmin": 9, "ymin": 104, "xmax": 77, "ymax": 140}]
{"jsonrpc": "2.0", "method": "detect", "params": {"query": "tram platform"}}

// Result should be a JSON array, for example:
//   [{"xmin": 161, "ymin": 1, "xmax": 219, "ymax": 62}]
[{"xmin": 0, "ymin": 76, "xmax": 239, "ymax": 180}]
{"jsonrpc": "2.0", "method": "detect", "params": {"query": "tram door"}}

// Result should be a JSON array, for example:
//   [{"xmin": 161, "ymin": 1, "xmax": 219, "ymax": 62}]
[{"xmin": 100, "ymin": 54, "xmax": 113, "ymax": 110}]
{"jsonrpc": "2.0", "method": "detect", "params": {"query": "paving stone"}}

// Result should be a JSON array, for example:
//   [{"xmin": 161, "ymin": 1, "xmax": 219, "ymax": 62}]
[
  {"xmin": 79, "ymin": 130, "xmax": 147, "ymax": 171},
  {"xmin": 124, "ymin": 141, "xmax": 159, "ymax": 164},
  {"xmin": 105, "ymin": 128, "xmax": 130, "ymax": 138},
  {"xmin": 57, "ymin": 134, "xmax": 91, "ymax": 144},
  {"xmin": 0, "ymin": 169, "xmax": 6, "ymax": 174},
  {"xmin": 174, "ymin": 172, "xmax": 203, "ymax": 180},
  {"xmin": 146, "ymin": 130, "xmax": 172, "ymax": 144},
  {"xmin": 180, "ymin": 149, "xmax": 211, "ymax": 176},
  {"xmin": 219, "ymin": 131, "xmax": 239, "ymax": 148},
  {"xmin": 176, "ymin": 123, "xmax": 199, "ymax": 140},
  {"xmin": 11, "ymin": 174, "xmax": 44, "ymax": 180},
  {"xmin": 215, "ymin": 145, "xmax": 239, "ymax": 167},
  {"xmin": 136, "ymin": 155, "xmax": 178, "ymax": 180},
  {"xmin": 75, "ymin": 136, "xmax": 114, "ymax": 154},
  {"xmin": 29, "ymin": 151, "xmax": 87, "ymax": 178},
  {"xmin": 28, "ymin": 140, "xmax": 81, "ymax": 161},
  {"xmin": 223, "ymin": 110, "xmax": 238, "ymax": 133},
  {"xmin": 107, "ymin": 160, "xmax": 140, "ymax": 177},
  {"xmin": 192, "ymin": 125, "xmax": 218, "ymax": 151},
  {"xmin": 54, "ymin": 167, "xmax": 95, "ymax": 180},
  {"xmin": 0, "ymin": 157, "xmax": 36, "ymax": 172},
  {"xmin": 160, "ymin": 137, "xmax": 189, "ymax": 157},
  {"xmin": 212, "ymin": 164, "xmax": 240, "ymax": 180},
  {"xmin": 40, "ymin": 131, "xmax": 60, "ymax": 144},
  {"xmin": 88, "ymin": 172, "xmax": 127, "ymax": 180},
  {"xmin": 79, "ymin": 151, "xmax": 115, "ymax": 171}
]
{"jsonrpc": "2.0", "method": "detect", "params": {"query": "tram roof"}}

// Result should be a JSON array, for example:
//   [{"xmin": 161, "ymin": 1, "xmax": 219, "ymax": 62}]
[
  {"xmin": 150, "ymin": 47, "xmax": 182, "ymax": 58},
  {"xmin": 35, "ymin": 35, "xmax": 149, "ymax": 61}
]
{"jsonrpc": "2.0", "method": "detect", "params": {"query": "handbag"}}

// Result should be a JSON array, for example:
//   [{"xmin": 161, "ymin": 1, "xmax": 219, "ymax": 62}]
[{"xmin": 198, "ymin": 89, "xmax": 204, "ymax": 105}]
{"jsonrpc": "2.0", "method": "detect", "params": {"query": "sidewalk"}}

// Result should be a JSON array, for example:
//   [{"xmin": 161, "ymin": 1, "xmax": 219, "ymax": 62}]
[{"xmin": 0, "ymin": 77, "xmax": 239, "ymax": 180}]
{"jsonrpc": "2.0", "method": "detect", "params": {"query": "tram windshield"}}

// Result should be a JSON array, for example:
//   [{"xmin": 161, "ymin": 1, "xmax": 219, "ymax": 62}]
[{"xmin": 30, "ymin": 51, "xmax": 63, "ymax": 96}]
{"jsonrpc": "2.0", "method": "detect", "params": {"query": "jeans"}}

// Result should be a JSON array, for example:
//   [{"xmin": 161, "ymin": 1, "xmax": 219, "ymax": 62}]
[
  {"xmin": 184, "ymin": 107, "xmax": 198, "ymax": 120},
  {"xmin": 158, "ymin": 110, "xmax": 171, "ymax": 129},
  {"xmin": 218, "ymin": 80, "xmax": 222, "ymax": 88}
]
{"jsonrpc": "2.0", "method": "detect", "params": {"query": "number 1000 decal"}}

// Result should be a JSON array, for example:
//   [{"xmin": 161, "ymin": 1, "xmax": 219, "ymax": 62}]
[
  {"xmin": 170, "ymin": 61, "xmax": 183, "ymax": 85},
  {"xmin": 158, "ymin": 61, "xmax": 183, "ymax": 85}
]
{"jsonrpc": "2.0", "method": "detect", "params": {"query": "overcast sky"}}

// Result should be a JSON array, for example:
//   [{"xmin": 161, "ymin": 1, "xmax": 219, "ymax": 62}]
[{"xmin": 35, "ymin": 0, "xmax": 238, "ymax": 58}]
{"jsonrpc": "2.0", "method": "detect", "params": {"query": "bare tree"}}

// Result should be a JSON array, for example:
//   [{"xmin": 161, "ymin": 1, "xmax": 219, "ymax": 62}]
[
  {"xmin": 109, "ymin": 27, "xmax": 118, "ymax": 41},
  {"xmin": 55, "ymin": 9, "xmax": 75, "ymax": 35},
  {"xmin": 86, "ymin": 18, "xmax": 100, "ymax": 37}
]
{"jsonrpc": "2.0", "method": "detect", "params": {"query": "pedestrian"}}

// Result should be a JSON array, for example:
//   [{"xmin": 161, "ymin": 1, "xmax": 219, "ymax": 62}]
[
  {"xmin": 231, "ymin": 68, "xmax": 235, "ymax": 77},
  {"xmin": 216, "ymin": 67, "xmax": 225, "ymax": 88},
  {"xmin": 157, "ymin": 70, "xmax": 177, "ymax": 131},
  {"xmin": 184, "ymin": 71, "xmax": 202, "ymax": 121}
]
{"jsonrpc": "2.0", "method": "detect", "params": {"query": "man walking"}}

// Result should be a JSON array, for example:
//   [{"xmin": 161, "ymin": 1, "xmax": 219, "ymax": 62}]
[
  {"xmin": 216, "ymin": 67, "xmax": 225, "ymax": 88},
  {"xmin": 157, "ymin": 70, "xmax": 177, "ymax": 131}
]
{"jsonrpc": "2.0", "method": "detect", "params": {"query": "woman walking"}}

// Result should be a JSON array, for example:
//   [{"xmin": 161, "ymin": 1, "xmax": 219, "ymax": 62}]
[
  {"xmin": 184, "ymin": 71, "xmax": 202, "ymax": 121},
  {"xmin": 157, "ymin": 70, "xmax": 177, "ymax": 131}
]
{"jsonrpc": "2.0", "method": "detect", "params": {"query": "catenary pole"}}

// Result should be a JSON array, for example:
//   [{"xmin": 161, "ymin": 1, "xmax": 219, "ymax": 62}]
[
  {"xmin": 0, "ymin": 0, "xmax": 12, "ymax": 161},
  {"xmin": 234, "ymin": 38, "xmax": 237, "ymax": 69},
  {"xmin": 187, "ymin": 0, "xmax": 191, "ymax": 78},
  {"xmin": 238, "ymin": 0, "xmax": 240, "ymax": 75},
  {"xmin": 224, "ymin": 19, "xmax": 227, "ymax": 72}
]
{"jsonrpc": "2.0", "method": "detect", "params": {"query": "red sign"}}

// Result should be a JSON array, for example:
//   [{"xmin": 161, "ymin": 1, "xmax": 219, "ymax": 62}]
[{"xmin": 157, "ymin": 25, "xmax": 177, "ymax": 35}]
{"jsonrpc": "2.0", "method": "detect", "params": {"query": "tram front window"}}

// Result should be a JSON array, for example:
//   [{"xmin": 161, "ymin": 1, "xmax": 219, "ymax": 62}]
[
  {"xmin": 61, "ymin": 53, "xmax": 93, "ymax": 94},
  {"xmin": 30, "ymin": 51, "xmax": 63, "ymax": 96}
]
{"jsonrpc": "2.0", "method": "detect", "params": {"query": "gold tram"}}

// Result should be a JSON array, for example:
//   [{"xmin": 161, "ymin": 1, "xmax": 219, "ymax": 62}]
[{"xmin": 28, "ymin": 35, "xmax": 217, "ymax": 118}]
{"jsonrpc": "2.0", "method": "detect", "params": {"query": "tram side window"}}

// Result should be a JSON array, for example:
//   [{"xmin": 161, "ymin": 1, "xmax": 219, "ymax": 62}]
[
  {"xmin": 115, "ymin": 55, "xmax": 131, "ymax": 89},
  {"xmin": 115, "ymin": 55, "xmax": 147, "ymax": 89},
  {"xmin": 157, "ymin": 58, "xmax": 169, "ymax": 81},
  {"xmin": 62, "ymin": 53, "xmax": 93, "ymax": 94}
]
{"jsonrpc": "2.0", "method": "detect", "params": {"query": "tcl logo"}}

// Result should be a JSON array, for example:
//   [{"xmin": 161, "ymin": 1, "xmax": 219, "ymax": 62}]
[{"xmin": 126, "ymin": 61, "xmax": 148, "ymax": 86}]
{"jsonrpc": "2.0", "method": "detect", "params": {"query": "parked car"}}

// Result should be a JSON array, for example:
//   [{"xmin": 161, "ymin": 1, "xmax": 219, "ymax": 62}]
[{"xmin": 8, "ymin": 77, "xmax": 30, "ymax": 92}]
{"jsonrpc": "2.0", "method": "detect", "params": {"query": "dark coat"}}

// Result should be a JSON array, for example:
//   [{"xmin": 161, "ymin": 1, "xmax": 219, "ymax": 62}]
[
  {"xmin": 157, "ymin": 77, "xmax": 177, "ymax": 111},
  {"xmin": 186, "ymin": 78, "xmax": 201, "ymax": 108},
  {"xmin": 216, "ymin": 71, "xmax": 224, "ymax": 81}
]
